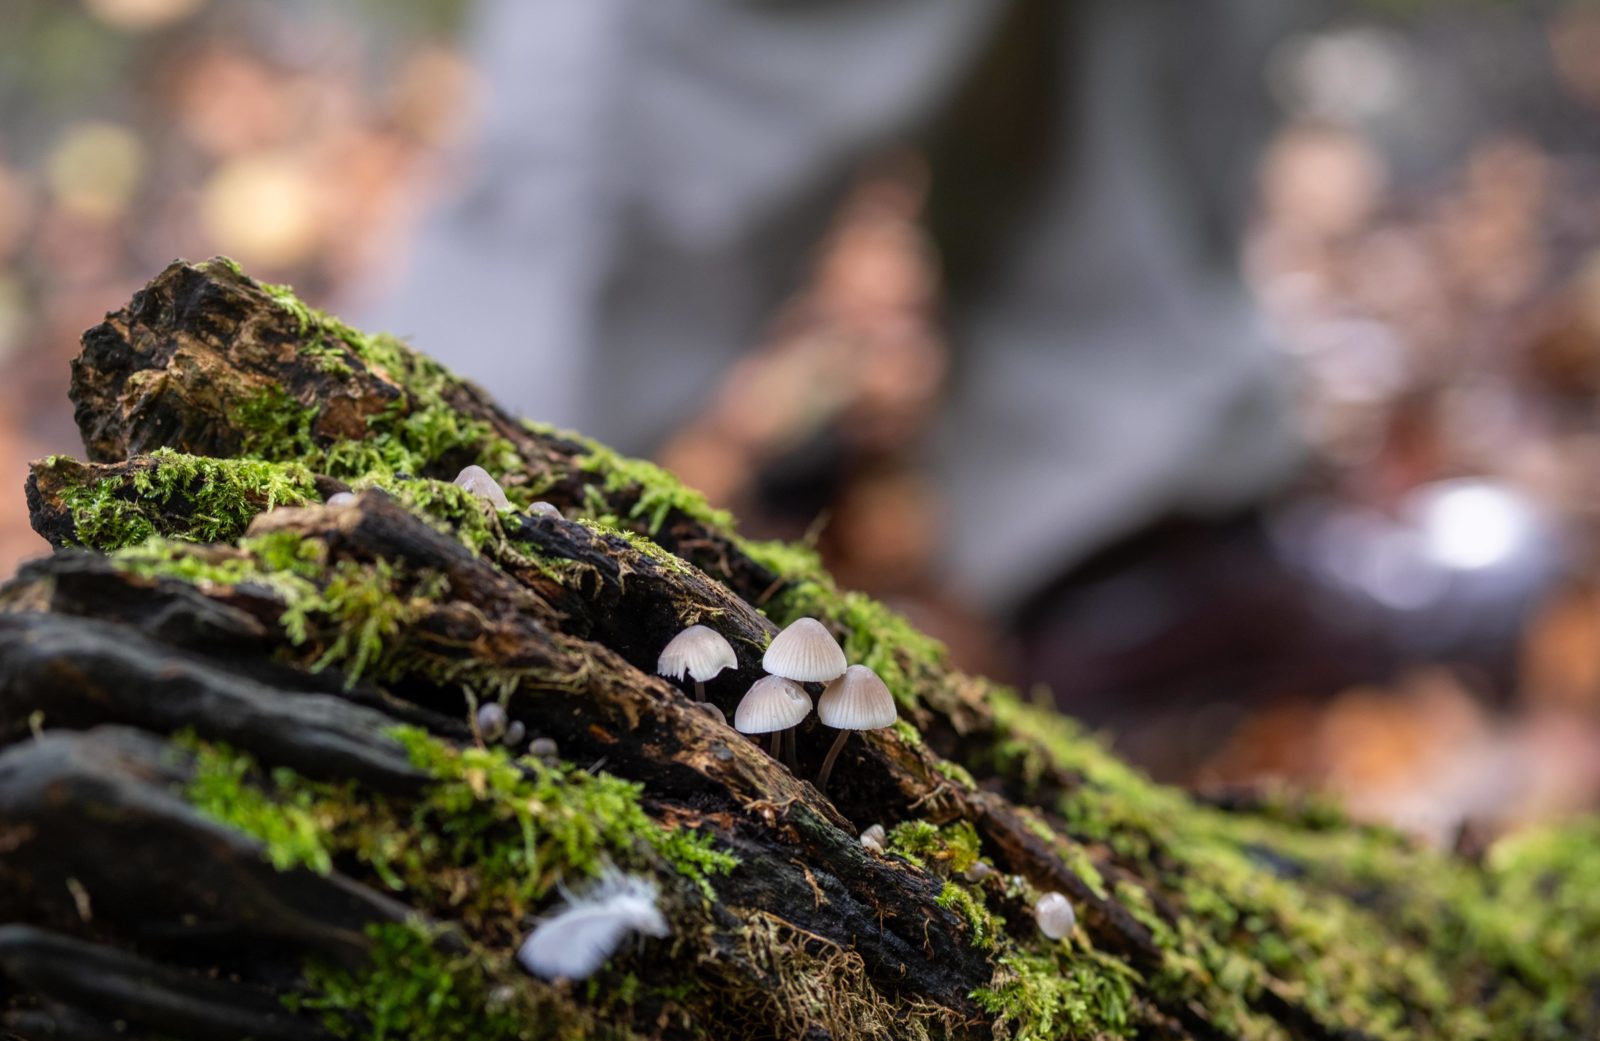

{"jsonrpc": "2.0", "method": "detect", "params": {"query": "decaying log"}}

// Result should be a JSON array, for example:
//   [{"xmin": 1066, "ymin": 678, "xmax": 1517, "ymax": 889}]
[{"xmin": 2, "ymin": 258, "xmax": 1598, "ymax": 1041}]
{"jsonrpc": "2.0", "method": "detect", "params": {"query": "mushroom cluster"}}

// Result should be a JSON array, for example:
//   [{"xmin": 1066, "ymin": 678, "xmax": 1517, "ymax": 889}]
[{"xmin": 653, "ymin": 616, "xmax": 899, "ymax": 792}]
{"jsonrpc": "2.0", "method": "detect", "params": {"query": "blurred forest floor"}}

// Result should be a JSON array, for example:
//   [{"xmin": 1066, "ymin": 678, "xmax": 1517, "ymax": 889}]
[{"xmin": 5, "ymin": 0, "xmax": 1600, "ymax": 844}]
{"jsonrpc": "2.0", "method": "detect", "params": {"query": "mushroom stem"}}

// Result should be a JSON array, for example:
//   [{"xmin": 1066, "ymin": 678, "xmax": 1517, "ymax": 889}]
[
  {"xmin": 768, "ymin": 731, "xmax": 782, "ymax": 758},
  {"xmin": 816, "ymin": 730, "xmax": 852, "ymax": 792},
  {"xmin": 693, "ymin": 680, "xmax": 705, "ymax": 702},
  {"xmin": 784, "ymin": 728, "xmax": 798, "ymax": 771}
]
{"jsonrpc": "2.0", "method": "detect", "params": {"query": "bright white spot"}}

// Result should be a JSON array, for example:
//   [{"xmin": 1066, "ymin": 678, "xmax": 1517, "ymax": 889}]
[{"xmin": 1412, "ymin": 481, "xmax": 1535, "ymax": 571}]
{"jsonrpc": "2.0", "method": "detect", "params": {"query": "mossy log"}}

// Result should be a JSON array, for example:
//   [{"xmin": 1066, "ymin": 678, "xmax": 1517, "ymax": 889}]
[{"xmin": 3, "ymin": 259, "xmax": 1599, "ymax": 1041}]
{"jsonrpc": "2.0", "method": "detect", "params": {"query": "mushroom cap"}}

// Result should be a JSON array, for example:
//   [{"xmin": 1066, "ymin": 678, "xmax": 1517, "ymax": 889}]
[
  {"xmin": 733, "ymin": 675, "xmax": 812, "ymax": 734},
  {"xmin": 453, "ymin": 465, "xmax": 512, "ymax": 509},
  {"xmin": 325, "ymin": 491, "xmax": 357, "ymax": 507},
  {"xmin": 476, "ymin": 702, "xmax": 508, "ymax": 742},
  {"xmin": 859, "ymin": 824, "xmax": 886, "ymax": 852},
  {"xmin": 527, "ymin": 501, "xmax": 562, "ymax": 518},
  {"xmin": 656, "ymin": 625, "xmax": 737, "ymax": 683},
  {"xmin": 817, "ymin": 664, "xmax": 897, "ymax": 730},
  {"xmin": 1034, "ymin": 891, "xmax": 1076, "ymax": 940},
  {"xmin": 762, "ymin": 617, "xmax": 847, "ymax": 683}
]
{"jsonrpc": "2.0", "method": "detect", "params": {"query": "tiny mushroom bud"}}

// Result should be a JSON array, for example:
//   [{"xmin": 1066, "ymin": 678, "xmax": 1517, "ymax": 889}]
[
  {"xmin": 325, "ymin": 491, "xmax": 357, "ymax": 507},
  {"xmin": 694, "ymin": 702, "xmax": 728, "ymax": 726},
  {"xmin": 453, "ymin": 465, "xmax": 512, "ymax": 510},
  {"xmin": 1034, "ymin": 891, "xmax": 1076, "ymax": 940},
  {"xmin": 859, "ymin": 824, "xmax": 886, "ymax": 853},
  {"xmin": 527, "ymin": 501, "xmax": 562, "ymax": 518},
  {"xmin": 503, "ymin": 720, "xmax": 526, "ymax": 748},
  {"xmin": 815, "ymin": 665, "xmax": 897, "ymax": 792},
  {"xmin": 963, "ymin": 861, "xmax": 994, "ymax": 883},
  {"xmin": 476, "ymin": 702, "xmax": 507, "ymax": 743},
  {"xmin": 762, "ymin": 618, "xmax": 847, "ymax": 684},
  {"xmin": 734, "ymin": 676, "xmax": 811, "ymax": 761},
  {"xmin": 529, "ymin": 737, "xmax": 559, "ymax": 761},
  {"xmin": 656, "ymin": 625, "xmax": 737, "ymax": 701}
]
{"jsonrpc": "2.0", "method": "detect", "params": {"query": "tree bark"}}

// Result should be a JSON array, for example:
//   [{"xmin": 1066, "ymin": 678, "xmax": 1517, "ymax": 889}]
[{"xmin": 2, "ymin": 258, "xmax": 1596, "ymax": 1041}]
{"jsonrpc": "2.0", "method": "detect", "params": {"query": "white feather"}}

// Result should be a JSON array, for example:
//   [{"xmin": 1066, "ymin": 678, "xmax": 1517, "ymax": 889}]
[{"xmin": 516, "ymin": 871, "xmax": 669, "ymax": 981}]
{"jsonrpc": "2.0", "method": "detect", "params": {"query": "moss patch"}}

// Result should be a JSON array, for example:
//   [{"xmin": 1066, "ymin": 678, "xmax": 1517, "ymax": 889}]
[{"xmin": 49, "ymin": 449, "xmax": 316, "ymax": 551}]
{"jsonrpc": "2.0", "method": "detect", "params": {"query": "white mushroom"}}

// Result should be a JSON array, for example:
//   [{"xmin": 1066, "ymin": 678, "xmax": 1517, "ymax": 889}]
[
  {"xmin": 762, "ymin": 618, "xmax": 847, "ymax": 684},
  {"xmin": 859, "ymin": 824, "xmax": 886, "ymax": 853},
  {"xmin": 963, "ymin": 861, "xmax": 994, "ymax": 883},
  {"xmin": 527, "ymin": 501, "xmax": 562, "ymax": 518},
  {"xmin": 529, "ymin": 737, "xmax": 559, "ymax": 761},
  {"xmin": 453, "ymin": 465, "xmax": 512, "ymax": 510},
  {"xmin": 504, "ymin": 720, "xmax": 526, "ymax": 748},
  {"xmin": 1034, "ymin": 891, "xmax": 1076, "ymax": 940},
  {"xmin": 516, "ymin": 870, "xmax": 669, "ymax": 981},
  {"xmin": 325, "ymin": 491, "xmax": 357, "ymax": 507},
  {"xmin": 733, "ymin": 675, "xmax": 811, "ymax": 761},
  {"xmin": 814, "ymin": 665, "xmax": 897, "ymax": 791},
  {"xmin": 656, "ymin": 625, "xmax": 737, "ymax": 701}
]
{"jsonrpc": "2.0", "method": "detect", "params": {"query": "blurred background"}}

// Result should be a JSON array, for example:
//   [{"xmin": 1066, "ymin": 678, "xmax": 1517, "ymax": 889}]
[{"xmin": 5, "ymin": 0, "xmax": 1600, "ymax": 847}]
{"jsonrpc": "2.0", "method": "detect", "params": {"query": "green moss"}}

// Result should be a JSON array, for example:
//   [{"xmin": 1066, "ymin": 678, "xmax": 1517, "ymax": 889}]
[
  {"xmin": 185, "ymin": 738, "xmax": 338, "ymax": 874},
  {"xmin": 250, "ymin": 280, "xmax": 523, "ymax": 488},
  {"xmin": 934, "ymin": 758, "xmax": 978, "ymax": 791},
  {"xmin": 573, "ymin": 443, "xmax": 734, "ymax": 535},
  {"xmin": 887, "ymin": 820, "xmax": 982, "ymax": 875},
  {"xmin": 290, "ymin": 920, "xmax": 625, "ymax": 1041},
  {"xmin": 390, "ymin": 727, "xmax": 737, "ymax": 903},
  {"xmin": 938, "ymin": 881, "xmax": 1001, "ymax": 950},
  {"xmin": 182, "ymin": 727, "xmax": 735, "ymax": 1018},
  {"xmin": 53, "ymin": 449, "xmax": 317, "ymax": 551},
  {"xmin": 974, "ymin": 951, "xmax": 1137, "ymax": 1041},
  {"xmin": 284, "ymin": 559, "xmax": 445, "ymax": 683},
  {"xmin": 575, "ymin": 518, "xmax": 698, "ymax": 579}
]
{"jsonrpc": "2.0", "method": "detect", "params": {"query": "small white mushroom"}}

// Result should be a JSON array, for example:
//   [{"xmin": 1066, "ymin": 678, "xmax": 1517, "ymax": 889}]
[
  {"xmin": 859, "ymin": 824, "xmax": 886, "ymax": 853},
  {"xmin": 762, "ymin": 618, "xmax": 847, "ymax": 684},
  {"xmin": 453, "ymin": 465, "xmax": 512, "ymax": 510},
  {"xmin": 1034, "ymin": 891, "xmax": 1076, "ymax": 940},
  {"xmin": 815, "ymin": 664, "xmax": 897, "ymax": 791},
  {"xmin": 527, "ymin": 501, "xmax": 562, "ymax": 518},
  {"xmin": 656, "ymin": 625, "xmax": 737, "ymax": 701},
  {"xmin": 476, "ymin": 702, "xmax": 507, "ymax": 743},
  {"xmin": 963, "ymin": 861, "xmax": 994, "ymax": 883},
  {"xmin": 516, "ymin": 870, "xmax": 669, "ymax": 981},
  {"xmin": 733, "ymin": 675, "xmax": 811, "ymax": 762},
  {"xmin": 694, "ymin": 701, "xmax": 728, "ymax": 726},
  {"xmin": 529, "ymin": 737, "xmax": 559, "ymax": 761},
  {"xmin": 325, "ymin": 491, "xmax": 357, "ymax": 507},
  {"xmin": 503, "ymin": 720, "xmax": 526, "ymax": 748}
]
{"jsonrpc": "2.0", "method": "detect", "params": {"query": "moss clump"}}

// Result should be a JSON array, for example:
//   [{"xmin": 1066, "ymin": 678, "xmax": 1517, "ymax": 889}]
[
  {"xmin": 50, "ymin": 449, "xmax": 316, "ymax": 551},
  {"xmin": 887, "ymin": 819, "xmax": 982, "ymax": 874},
  {"xmin": 573, "ymin": 442, "xmax": 734, "ymax": 536},
  {"xmin": 185, "ymin": 730, "xmax": 733, "ymax": 918},
  {"xmin": 182, "ymin": 730, "xmax": 734, "ymax": 1040},
  {"xmin": 250, "ymin": 280, "xmax": 523, "ymax": 489},
  {"xmin": 938, "ymin": 881, "xmax": 1002, "ymax": 950},
  {"xmin": 111, "ymin": 529, "xmax": 445, "ymax": 690},
  {"xmin": 291, "ymin": 921, "xmax": 621, "ymax": 1041},
  {"xmin": 974, "ymin": 951, "xmax": 1137, "ymax": 1041},
  {"xmin": 390, "ymin": 728, "xmax": 737, "ymax": 903},
  {"xmin": 185, "ymin": 737, "xmax": 340, "ymax": 874}
]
